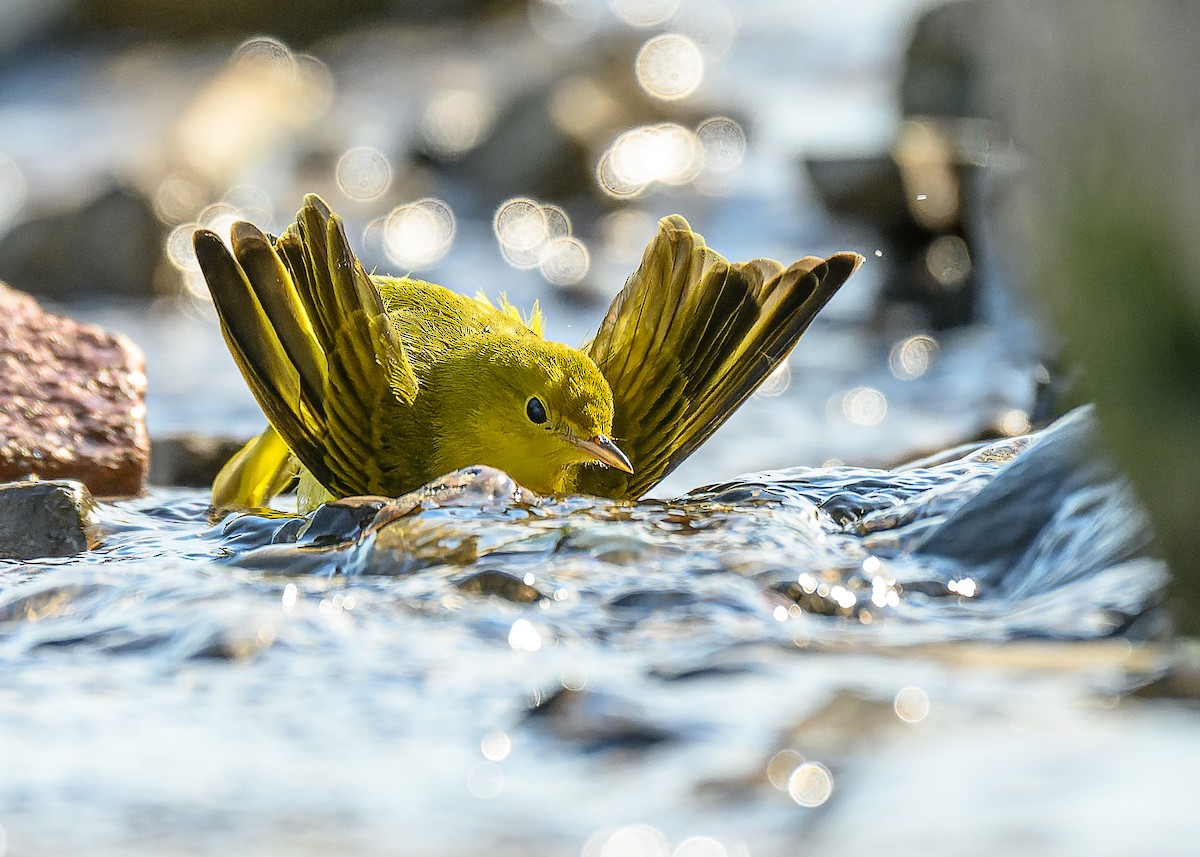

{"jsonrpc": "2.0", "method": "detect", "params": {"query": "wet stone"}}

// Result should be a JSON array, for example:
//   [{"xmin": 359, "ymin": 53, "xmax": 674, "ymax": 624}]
[
  {"xmin": 149, "ymin": 434, "xmax": 248, "ymax": 488},
  {"xmin": 525, "ymin": 687, "xmax": 679, "ymax": 752},
  {"xmin": 298, "ymin": 496, "xmax": 389, "ymax": 547},
  {"xmin": 455, "ymin": 569, "xmax": 545, "ymax": 603},
  {"xmin": 0, "ymin": 479, "xmax": 98, "ymax": 560},
  {"xmin": 0, "ymin": 282, "xmax": 149, "ymax": 497}
]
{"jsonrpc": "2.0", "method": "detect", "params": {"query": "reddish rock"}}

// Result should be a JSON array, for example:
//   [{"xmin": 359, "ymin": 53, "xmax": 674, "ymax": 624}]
[{"xmin": 0, "ymin": 282, "xmax": 149, "ymax": 497}]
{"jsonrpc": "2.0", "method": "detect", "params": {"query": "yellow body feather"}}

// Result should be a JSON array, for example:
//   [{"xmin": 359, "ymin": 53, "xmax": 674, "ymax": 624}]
[{"xmin": 196, "ymin": 195, "xmax": 861, "ymax": 510}]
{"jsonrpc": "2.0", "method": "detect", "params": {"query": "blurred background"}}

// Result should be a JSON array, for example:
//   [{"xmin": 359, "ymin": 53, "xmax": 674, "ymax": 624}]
[{"xmin": 0, "ymin": 0, "xmax": 1048, "ymax": 499}]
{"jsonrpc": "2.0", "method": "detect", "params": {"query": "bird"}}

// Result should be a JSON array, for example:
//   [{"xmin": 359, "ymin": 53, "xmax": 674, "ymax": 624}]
[{"xmin": 193, "ymin": 194, "xmax": 861, "ymax": 510}]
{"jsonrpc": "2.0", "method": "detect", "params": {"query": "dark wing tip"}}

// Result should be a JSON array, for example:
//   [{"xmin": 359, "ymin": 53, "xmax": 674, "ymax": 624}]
[
  {"xmin": 231, "ymin": 219, "xmax": 271, "ymax": 252},
  {"xmin": 303, "ymin": 193, "xmax": 333, "ymax": 218},
  {"xmin": 192, "ymin": 228, "xmax": 226, "ymax": 256},
  {"xmin": 825, "ymin": 251, "xmax": 865, "ymax": 281}
]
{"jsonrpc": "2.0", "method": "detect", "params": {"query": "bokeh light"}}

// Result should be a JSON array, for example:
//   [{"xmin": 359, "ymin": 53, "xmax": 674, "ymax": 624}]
[
  {"xmin": 766, "ymin": 749, "xmax": 805, "ymax": 789},
  {"xmin": 508, "ymin": 618, "xmax": 543, "ymax": 652},
  {"xmin": 697, "ymin": 117, "xmax": 746, "ymax": 171},
  {"xmin": 173, "ymin": 36, "xmax": 327, "ymax": 184},
  {"xmin": 540, "ymin": 237, "xmax": 591, "ymax": 285},
  {"xmin": 787, "ymin": 762, "xmax": 834, "ymax": 807},
  {"xmin": 602, "ymin": 209, "xmax": 658, "ymax": 264},
  {"xmin": 998, "ymin": 409, "xmax": 1032, "ymax": 436},
  {"xmin": 152, "ymin": 173, "xmax": 206, "ymax": 225},
  {"xmin": 925, "ymin": 234, "xmax": 972, "ymax": 288},
  {"xmin": 948, "ymin": 577, "xmax": 978, "ymax": 597},
  {"xmin": 841, "ymin": 387, "xmax": 888, "ymax": 426},
  {"xmin": 549, "ymin": 76, "xmax": 620, "ymax": 138},
  {"xmin": 466, "ymin": 761, "xmax": 504, "ymax": 799},
  {"xmin": 281, "ymin": 582, "xmax": 298, "ymax": 612},
  {"xmin": 222, "ymin": 184, "xmax": 274, "ymax": 228},
  {"xmin": 888, "ymin": 334, "xmax": 939, "ymax": 380},
  {"xmin": 754, "ymin": 361, "xmax": 791, "ymax": 398},
  {"xmin": 672, "ymin": 0, "xmax": 738, "ymax": 58},
  {"xmin": 599, "ymin": 124, "xmax": 701, "ymax": 198},
  {"xmin": 232, "ymin": 35, "xmax": 298, "ymax": 77},
  {"xmin": 673, "ymin": 836, "xmax": 729, "ymax": 857},
  {"xmin": 494, "ymin": 197, "xmax": 589, "ymax": 283},
  {"xmin": 893, "ymin": 686, "xmax": 931, "ymax": 723},
  {"xmin": 528, "ymin": 0, "xmax": 602, "ymax": 46},
  {"xmin": 335, "ymin": 146, "xmax": 393, "ymax": 201},
  {"xmin": 636, "ymin": 34, "xmax": 705, "ymax": 100},
  {"xmin": 383, "ymin": 198, "xmax": 456, "ymax": 269},
  {"xmin": 480, "ymin": 730, "xmax": 512, "ymax": 762},
  {"xmin": 599, "ymin": 824, "xmax": 671, "ymax": 857},
  {"xmin": 610, "ymin": 0, "xmax": 681, "ymax": 27},
  {"xmin": 421, "ymin": 89, "xmax": 495, "ymax": 159},
  {"xmin": 495, "ymin": 197, "xmax": 550, "ymax": 269},
  {"xmin": 197, "ymin": 202, "xmax": 242, "ymax": 248},
  {"xmin": 165, "ymin": 223, "xmax": 202, "ymax": 273}
]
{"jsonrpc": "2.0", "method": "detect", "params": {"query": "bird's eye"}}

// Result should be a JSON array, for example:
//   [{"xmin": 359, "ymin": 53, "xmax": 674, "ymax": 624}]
[{"xmin": 526, "ymin": 396, "xmax": 548, "ymax": 425}]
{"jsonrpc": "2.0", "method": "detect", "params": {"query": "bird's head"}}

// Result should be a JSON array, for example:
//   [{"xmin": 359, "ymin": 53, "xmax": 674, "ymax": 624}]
[{"xmin": 457, "ymin": 339, "xmax": 632, "ymax": 494}]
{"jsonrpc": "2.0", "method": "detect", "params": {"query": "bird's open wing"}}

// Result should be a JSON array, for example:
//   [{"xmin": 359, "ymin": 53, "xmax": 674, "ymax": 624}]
[
  {"xmin": 575, "ymin": 215, "xmax": 862, "ymax": 499},
  {"xmin": 194, "ymin": 194, "xmax": 419, "ymax": 501}
]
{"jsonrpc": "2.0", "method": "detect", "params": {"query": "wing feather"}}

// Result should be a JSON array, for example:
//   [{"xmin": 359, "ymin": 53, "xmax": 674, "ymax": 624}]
[
  {"xmin": 575, "ymin": 216, "xmax": 862, "ymax": 499},
  {"xmin": 196, "ymin": 194, "xmax": 420, "ymax": 503}
]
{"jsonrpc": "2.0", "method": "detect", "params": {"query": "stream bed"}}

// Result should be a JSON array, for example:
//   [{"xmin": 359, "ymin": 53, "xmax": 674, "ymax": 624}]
[{"xmin": 2, "ymin": 406, "xmax": 1193, "ymax": 857}]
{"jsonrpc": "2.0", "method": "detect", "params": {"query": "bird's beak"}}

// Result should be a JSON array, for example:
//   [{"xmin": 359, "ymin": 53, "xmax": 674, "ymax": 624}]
[{"xmin": 571, "ymin": 434, "xmax": 634, "ymax": 474}]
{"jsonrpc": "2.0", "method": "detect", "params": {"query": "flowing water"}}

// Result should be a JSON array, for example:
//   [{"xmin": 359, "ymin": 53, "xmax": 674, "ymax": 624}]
[
  {"xmin": 0, "ymin": 407, "xmax": 1188, "ymax": 857},
  {"xmin": 2, "ymin": 1, "xmax": 1198, "ymax": 854}
]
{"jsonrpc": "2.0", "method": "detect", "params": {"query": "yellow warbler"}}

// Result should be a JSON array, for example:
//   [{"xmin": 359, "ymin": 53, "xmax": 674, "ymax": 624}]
[{"xmin": 193, "ymin": 195, "xmax": 861, "ymax": 510}]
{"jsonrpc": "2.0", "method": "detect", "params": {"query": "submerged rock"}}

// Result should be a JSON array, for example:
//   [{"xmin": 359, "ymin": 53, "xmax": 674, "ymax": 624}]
[
  {"xmin": 0, "ymin": 282, "xmax": 149, "ymax": 497},
  {"xmin": 0, "ymin": 479, "xmax": 98, "ymax": 560},
  {"xmin": 149, "ymin": 434, "xmax": 247, "ymax": 489}
]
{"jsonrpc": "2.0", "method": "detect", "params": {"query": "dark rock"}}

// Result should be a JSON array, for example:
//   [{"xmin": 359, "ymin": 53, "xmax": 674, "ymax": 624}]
[
  {"xmin": 0, "ymin": 282, "xmax": 149, "ymax": 497},
  {"xmin": 297, "ymin": 496, "xmax": 388, "ymax": 547},
  {"xmin": 0, "ymin": 185, "xmax": 161, "ymax": 302},
  {"xmin": 455, "ymin": 569, "xmax": 545, "ymax": 603},
  {"xmin": 525, "ymin": 687, "xmax": 678, "ymax": 752},
  {"xmin": 0, "ymin": 479, "xmax": 99, "ymax": 560},
  {"xmin": 899, "ymin": 0, "xmax": 987, "ymax": 119},
  {"xmin": 150, "ymin": 434, "xmax": 248, "ymax": 488}
]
